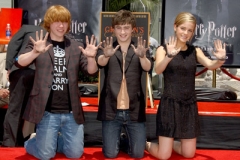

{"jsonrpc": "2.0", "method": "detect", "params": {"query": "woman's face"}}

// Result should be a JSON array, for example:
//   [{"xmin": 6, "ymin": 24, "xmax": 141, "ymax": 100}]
[{"xmin": 174, "ymin": 21, "xmax": 195, "ymax": 43}]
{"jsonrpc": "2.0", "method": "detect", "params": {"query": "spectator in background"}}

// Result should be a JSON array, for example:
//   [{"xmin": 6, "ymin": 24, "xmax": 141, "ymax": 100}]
[
  {"xmin": 149, "ymin": 37, "xmax": 163, "ymax": 96},
  {"xmin": 2, "ymin": 23, "xmax": 45, "ymax": 147},
  {"xmin": 149, "ymin": 37, "xmax": 159, "ymax": 79},
  {"xmin": 0, "ymin": 52, "xmax": 9, "ymax": 109}
]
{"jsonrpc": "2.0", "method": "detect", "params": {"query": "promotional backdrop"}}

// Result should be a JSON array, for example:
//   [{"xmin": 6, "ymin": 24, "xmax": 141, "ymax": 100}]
[
  {"xmin": 15, "ymin": 0, "xmax": 102, "ymax": 43},
  {"xmin": 163, "ymin": 0, "xmax": 240, "ymax": 67}
]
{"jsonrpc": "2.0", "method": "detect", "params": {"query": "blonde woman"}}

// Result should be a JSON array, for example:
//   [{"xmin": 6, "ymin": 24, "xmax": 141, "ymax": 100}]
[{"xmin": 146, "ymin": 12, "xmax": 226, "ymax": 160}]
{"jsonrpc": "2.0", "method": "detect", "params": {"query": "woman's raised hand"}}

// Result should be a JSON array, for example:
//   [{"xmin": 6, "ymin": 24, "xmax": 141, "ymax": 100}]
[
  {"xmin": 165, "ymin": 36, "xmax": 181, "ymax": 58},
  {"xmin": 213, "ymin": 39, "xmax": 226, "ymax": 60}
]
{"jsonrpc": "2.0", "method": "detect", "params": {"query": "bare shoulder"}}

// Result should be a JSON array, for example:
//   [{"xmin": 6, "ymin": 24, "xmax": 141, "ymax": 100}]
[
  {"xmin": 156, "ymin": 45, "xmax": 165, "ymax": 52},
  {"xmin": 195, "ymin": 47, "xmax": 204, "ymax": 55},
  {"xmin": 156, "ymin": 45, "xmax": 166, "ymax": 55}
]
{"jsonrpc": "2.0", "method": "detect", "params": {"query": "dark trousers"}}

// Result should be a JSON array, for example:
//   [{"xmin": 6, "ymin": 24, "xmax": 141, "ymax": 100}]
[{"xmin": 2, "ymin": 68, "xmax": 35, "ymax": 147}]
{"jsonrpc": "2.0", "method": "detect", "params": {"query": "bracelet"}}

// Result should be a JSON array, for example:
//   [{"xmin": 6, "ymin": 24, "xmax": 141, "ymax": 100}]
[
  {"xmin": 217, "ymin": 56, "xmax": 228, "ymax": 61},
  {"xmin": 103, "ymin": 54, "xmax": 110, "ymax": 58},
  {"xmin": 166, "ymin": 50, "xmax": 177, "ymax": 58},
  {"xmin": 166, "ymin": 53, "xmax": 176, "ymax": 58}
]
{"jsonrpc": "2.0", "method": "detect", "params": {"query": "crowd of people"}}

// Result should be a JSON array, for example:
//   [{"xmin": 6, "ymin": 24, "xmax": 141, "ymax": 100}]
[{"xmin": 0, "ymin": 5, "xmax": 226, "ymax": 160}]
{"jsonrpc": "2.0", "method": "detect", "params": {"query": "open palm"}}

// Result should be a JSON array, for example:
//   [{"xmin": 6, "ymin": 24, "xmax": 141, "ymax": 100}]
[
  {"xmin": 131, "ymin": 37, "xmax": 148, "ymax": 58},
  {"xmin": 213, "ymin": 39, "xmax": 226, "ymax": 59},
  {"xmin": 79, "ymin": 35, "xmax": 102, "ymax": 58},
  {"xmin": 30, "ymin": 30, "xmax": 52, "ymax": 54},
  {"xmin": 165, "ymin": 36, "xmax": 180, "ymax": 56},
  {"xmin": 99, "ymin": 37, "xmax": 119, "ymax": 57}
]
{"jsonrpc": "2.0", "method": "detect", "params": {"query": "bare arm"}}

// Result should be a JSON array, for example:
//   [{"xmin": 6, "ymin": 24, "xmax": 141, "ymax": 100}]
[
  {"xmin": 139, "ymin": 56, "xmax": 151, "ymax": 71},
  {"xmin": 79, "ymin": 35, "xmax": 102, "ymax": 74},
  {"xmin": 154, "ymin": 46, "xmax": 173, "ymax": 74},
  {"xmin": 18, "ymin": 50, "xmax": 41, "ymax": 66},
  {"xmin": 97, "ymin": 54, "xmax": 110, "ymax": 66},
  {"xmin": 155, "ymin": 36, "xmax": 181, "ymax": 74}
]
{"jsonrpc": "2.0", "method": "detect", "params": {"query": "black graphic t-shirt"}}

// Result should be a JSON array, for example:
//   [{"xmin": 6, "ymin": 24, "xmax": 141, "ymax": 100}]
[{"xmin": 46, "ymin": 40, "xmax": 72, "ymax": 113}]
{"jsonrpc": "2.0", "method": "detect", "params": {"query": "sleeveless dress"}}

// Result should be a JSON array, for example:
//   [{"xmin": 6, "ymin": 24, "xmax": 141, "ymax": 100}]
[{"xmin": 156, "ymin": 44, "xmax": 200, "ymax": 139}]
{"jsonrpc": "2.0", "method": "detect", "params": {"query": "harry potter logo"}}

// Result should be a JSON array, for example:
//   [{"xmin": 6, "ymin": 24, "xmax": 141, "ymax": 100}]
[{"xmin": 195, "ymin": 21, "xmax": 237, "ymax": 41}]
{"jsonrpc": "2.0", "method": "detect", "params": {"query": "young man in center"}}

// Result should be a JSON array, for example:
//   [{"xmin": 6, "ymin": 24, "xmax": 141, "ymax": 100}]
[
  {"xmin": 17, "ymin": 5, "xmax": 101, "ymax": 159},
  {"xmin": 96, "ymin": 10, "xmax": 152, "ymax": 158}
]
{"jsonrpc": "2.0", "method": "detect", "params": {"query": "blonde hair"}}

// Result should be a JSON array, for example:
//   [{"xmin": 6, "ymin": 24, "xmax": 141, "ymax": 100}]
[
  {"xmin": 43, "ymin": 5, "xmax": 71, "ymax": 33},
  {"xmin": 174, "ymin": 12, "xmax": 196, "ymax": 32}
]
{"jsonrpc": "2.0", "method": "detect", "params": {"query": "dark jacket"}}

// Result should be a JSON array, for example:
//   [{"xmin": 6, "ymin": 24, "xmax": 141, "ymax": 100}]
[
  {"xmin": 22, "ymin": 36, "xmax": 91, "ymax": 124},
  {"xmin": 96, "ymin": 41, "xmax": 152, "ymax": 122},
  {"xmin": 6, "ymin": 25, "xmax": 46, "ymax": 73}
]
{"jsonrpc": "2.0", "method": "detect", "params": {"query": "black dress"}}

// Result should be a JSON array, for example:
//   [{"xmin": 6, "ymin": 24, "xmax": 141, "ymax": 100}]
[{"xmin": 156, "ymin": 44, "xmax": 200, "ymax": 139}]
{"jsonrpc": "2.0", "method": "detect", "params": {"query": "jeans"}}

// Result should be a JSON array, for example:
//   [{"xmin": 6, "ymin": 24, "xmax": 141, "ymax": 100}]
[
  {"xmin": 102, "ymin": 110, "xmax": 146, "ymax": 158},
  {"xmin": 24, "ymin": 111, "xmax": 84, "ymax": 160}
]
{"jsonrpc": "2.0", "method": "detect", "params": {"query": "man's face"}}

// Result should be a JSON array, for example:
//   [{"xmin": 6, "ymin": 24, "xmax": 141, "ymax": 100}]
[
  {"xmin": 114, "ymin": 24, "xmax": 133, "ymax": 43},
  {"xmin": 50, "ymin": 21, "xmax": 68, "ymax": 41}
]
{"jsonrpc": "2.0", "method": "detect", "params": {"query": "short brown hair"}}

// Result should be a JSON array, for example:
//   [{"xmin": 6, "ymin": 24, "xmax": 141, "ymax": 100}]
[
  {"xmin": 112, "ymin": 10, "xmax": 136, "ymax": 28},
  {"xmin": 43, "ymin": 5, "xmax": 71, "ymax": 33}
]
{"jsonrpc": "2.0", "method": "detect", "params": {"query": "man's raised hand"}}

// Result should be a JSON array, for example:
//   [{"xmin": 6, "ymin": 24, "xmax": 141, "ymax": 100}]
[
  {"xmin": 79, "ymin": 35, "xmax": 102, "ymax": 58},
  {"xmin": 99, "ymin": 37, "xmax": 120, "ymax": 58},
  {"xmin": 131, "ymin": 37, "xmax": 149, "ymax": 58},
  {"xmin": 30, "ymin": 30, "xmax": 52, "ymax": 54}
]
